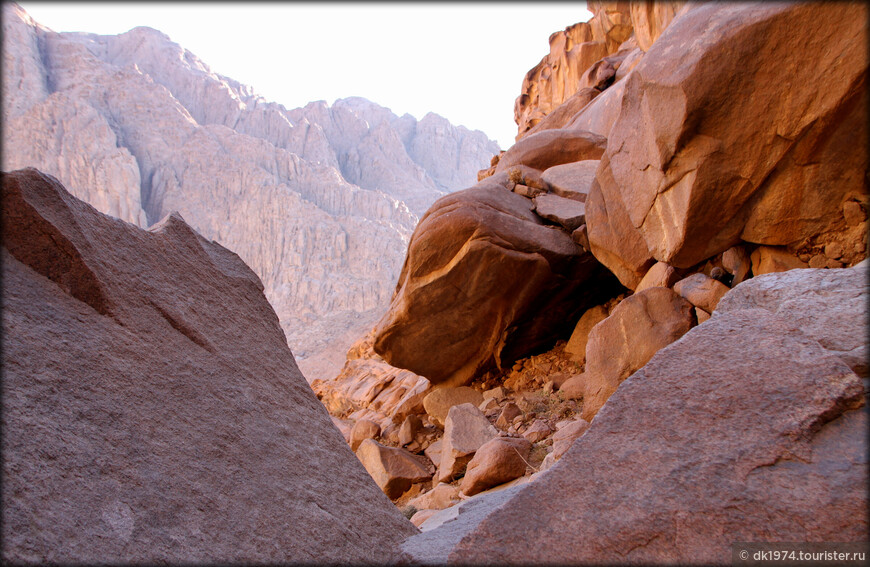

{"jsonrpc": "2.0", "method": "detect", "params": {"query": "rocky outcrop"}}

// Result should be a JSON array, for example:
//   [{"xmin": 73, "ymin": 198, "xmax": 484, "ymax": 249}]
[
  {"xmin": 0, "ymin": 168, "xmax": 416, "ymax": 563},
  {"xmin": 372, "ymin": 177, "xmax": 620, "ymax": 386},
  {"xmin": 1, "ymin": 3, "xmax": 500, "ymax": 381},
  {"xmin": 448, "ymin": 268, "xmax": 867, "ymax": 564},
  {"xmin": 513, "ymin": 1, "xmax": 688, "ymax": 140},
  {"xmin": 307, "ymin": 2, "xmax": 867, "ymax": 554},
  {"xmin": 513, "ymin": 2, "xmax": 633, "ymax": 138},
  {"xmin": 587, "ymin": 2, "xmax": 868, "ymax": 288}
]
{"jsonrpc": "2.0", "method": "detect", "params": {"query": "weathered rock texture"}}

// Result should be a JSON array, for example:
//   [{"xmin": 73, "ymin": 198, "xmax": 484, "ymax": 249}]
[
  {"xmin": 513, "ymin": 1, "xmax": 687, "ymax": 140},
  {"xmin": 716, "ymin": 264, "xmax": 869, "ymax": 378},
  {"xmin": 514, "ymin": 2, "xmax": 631, "ymax": 138},
  {"xmin": 1, "ymin": 3, "xmax": 500, "ymax": 381},
  {"xmin": 311, "ymin": 331, "xmax": 431, "ymax": 433},
  {"xmin": 449, "ymin": 271, "xmax": 867, "ymax": 563},
  {"xmin": 372, "ymin": 179, "xmax": 620, "ymax": 386},
  {"xmin": 587, "ymin": 2, "xmax": 869, "ymax": 288},
  {"xmin": 0, "ymin": 168, "xmax": 416, "ymax": 564}
]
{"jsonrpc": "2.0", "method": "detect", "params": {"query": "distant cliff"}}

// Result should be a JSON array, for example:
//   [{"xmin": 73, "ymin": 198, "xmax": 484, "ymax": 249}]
[{"xmin": 1, "ymin": 3, "xmax": 500, "ymax": 379}]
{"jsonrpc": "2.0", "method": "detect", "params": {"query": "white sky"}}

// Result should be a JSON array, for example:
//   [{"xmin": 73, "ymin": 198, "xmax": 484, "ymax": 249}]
[{"xmin": 17, "ymin": 2, "xmax": 592, "ymax": 149}]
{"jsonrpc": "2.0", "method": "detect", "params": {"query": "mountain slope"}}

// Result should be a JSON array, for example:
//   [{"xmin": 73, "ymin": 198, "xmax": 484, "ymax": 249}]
[{"xmin": 1, "ymin": 3, "xmax": 500, "ymax": 379}]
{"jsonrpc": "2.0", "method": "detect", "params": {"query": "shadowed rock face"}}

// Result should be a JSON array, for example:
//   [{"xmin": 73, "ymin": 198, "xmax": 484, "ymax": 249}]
[
  {"xmin": 1, "ymin": 168, "xmax": 416, "ymax": 564},
  {"xmin": 372, "ymin": 179, "xmax": 622, "ymax": 386},
  {"xmin": 1, "ymin": 3, "xmax": 500, "ymax": 381}
]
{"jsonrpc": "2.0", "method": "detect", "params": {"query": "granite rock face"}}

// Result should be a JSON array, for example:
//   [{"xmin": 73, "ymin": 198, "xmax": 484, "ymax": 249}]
[
  {"xmin": 0, "ymin": 168, "xmax": 417, "ymax": 564},
  {"xmin": 449, "ymin": 290, "xmax": 867, "ymax": 564},
  {"xmin": 1, "ymin": 3, "xmax": 500, "ymax": 381},
  {"xmin": 716, "ymin": 264, "xmax": 869, "ymax": 378}
]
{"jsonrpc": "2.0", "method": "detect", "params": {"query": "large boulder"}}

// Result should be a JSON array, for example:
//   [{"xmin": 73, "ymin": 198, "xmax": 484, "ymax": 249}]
[
  {"xmin": 585, "ymin": 153, "xmax": 655, "ymax": 290},
  {"xmin": 587, "ymin": 2, "xmax": 868, "ymax": 288},
  {"xmin": 449, "ymin": 296, "xmax": 867, "ymax": 563},
  {"xmin": 0, "ymin": 169, "xmax": 416, "ymax": 564},
  {"xmin": 581, "ymin": 286, "xmax": 694, "ymax": 420},
  {"xmin": 373, "ymin": 180, "xmax": 621, "ymax": 386}
]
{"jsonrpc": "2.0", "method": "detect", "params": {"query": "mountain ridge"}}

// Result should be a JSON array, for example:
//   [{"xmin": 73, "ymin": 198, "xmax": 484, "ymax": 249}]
[{"xmin": 1, "ymin": 2, "xmax": 500, "ymax": 380}]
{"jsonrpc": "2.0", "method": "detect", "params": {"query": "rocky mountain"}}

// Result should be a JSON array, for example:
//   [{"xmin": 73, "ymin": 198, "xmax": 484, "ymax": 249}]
[{"xmin": 0, "ymin": 2, "xmax": 500, "ymax": 381}]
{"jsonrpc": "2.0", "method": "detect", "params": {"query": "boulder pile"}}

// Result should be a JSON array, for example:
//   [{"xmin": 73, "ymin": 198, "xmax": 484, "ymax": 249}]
[{"xmin": 315, "ymin": 0, "xmax": 868, "ymax": 557}]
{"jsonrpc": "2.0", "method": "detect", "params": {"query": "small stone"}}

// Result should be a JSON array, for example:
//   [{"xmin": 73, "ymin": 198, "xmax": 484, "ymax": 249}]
[
  {"xmin": 564, "ymin": 305, "xmax": 609, "ymax": 363},
  {"xmin": 408, "ymin": 482, "xmax": 461, "ymax": 511},
  {"xmin": 843, "ymin": 200, "xmax": 866, "ymax": 226},
  {"xmin": 533, "ymin": 194, "xmax": 586, "ymax": 232},
  {"xmin": 350, "ymin": 419, "xmax": 382, "ymax": 452},
  {"xmin": 552, "ymin": 418, "xmax": 591, "ymax": 461},
  {"xmin": 438, "ymin": 403, "xmax": 498, "ymax": 482},
  {"xmin": 479, "ymin": 398, "xmax": 500, "ymax": 412},
  {"xmin": 423, "ymin": 387, "xmax": 485, "ymax": 428},
  {"xmin": 514, "ymin": 183, "xmax": 545, "ymax": 198},
  {"xmin": 559, "ymin": 374, "xmax": 585, "ymax": 400},
  {"xmin": 399, "ymin": 415, "xmax": 423, "ymax": 447},
  {"xmin": 523, "ymin": 420, "xmax": 554, "ymax": 443},
  {"xmin": 695, "ymin": 307, "xmax": 711, "ymax": 324},
  {"xmin": 496, "ymin": 402, "xmax": 523, "ymax": 429},
  {"xmin": 549, "ymin": 372, "xmax": 571, "ymax": 389},
  {"xmin": 541, "ymin": 160, "xmax": 598, "ymax": 202},
  {"xmin": 824, "ymin": 242, "xmax": 844, "ymax": 259},
  {"xmin": 424, "ymin": 439, "xmax": 443, "ymax": 468},
  {"xmin": 542, "ymin": 380, "xmax": 555, "ymax": 394},
  {"xmin": 750, "ymin": 246, "xmax": 808, "ymax": 275},
  {"xmin": 571, "ymin": 224, "xmax": 591, "ymax": 251},
  {"xmin": 808, "ymin": 254, "xmax": 828, "ymax": 269},
  {"xmin": 356, "ymin": 439, "xmax": 434, "ymax": 500},
  {"xmin": 410, "ymin": 509, "xmax": 439, "ymax": 528},
  {"xmin": 482, "ymin": 386, "xmax": 506, "ymax": 401},
  {"xmin": 826, "ymin": 258, "xmax": 844, "ymax": 269},
  {"xmin": 673, "ymin": 273, "xmax": 731, "ymax": 313},
  {"xmin": 539, "ymin": 451, "xmax": 556, "ymax": 472},
  {"xmin": 460, "ymin": 437, "xmax": 532, "ymax": 497},
  {"xmin": 635, "ymin": 261, "xmax": 679, "ymax": 292}
]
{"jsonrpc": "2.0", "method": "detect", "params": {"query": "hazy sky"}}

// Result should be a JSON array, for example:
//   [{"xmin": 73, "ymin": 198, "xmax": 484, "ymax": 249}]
[{"xmin": 17, "ymin": 2, "xmax": 592, "ymax": 149}]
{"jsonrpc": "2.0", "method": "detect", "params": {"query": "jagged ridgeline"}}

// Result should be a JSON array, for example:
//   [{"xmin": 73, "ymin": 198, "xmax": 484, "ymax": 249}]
[{"xmin": 1, "ymin": 2, "xmax": 500, "ymax": 381}]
